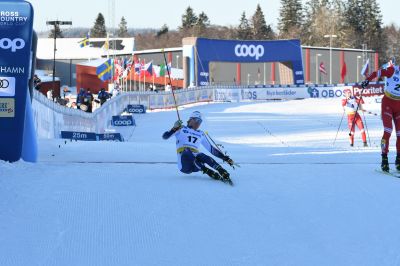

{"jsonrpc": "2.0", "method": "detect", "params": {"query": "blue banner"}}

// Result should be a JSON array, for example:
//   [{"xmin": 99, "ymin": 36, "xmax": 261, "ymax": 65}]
[
  {"xmin": 126, "ymin": 104, "xmax": 146, "ymax": 114},
  {"xmin": 112, "ymin": 115, "xmax": 135, "ymax": 126},
  {"xmin": 61, "ymin": 131, "xmax": 124, "ymax": 142},
  {"xmin": 97, "ymin": 133, "xmax": 123, "ymax": 142},
  {"xmin": 0, "ymin": 1, "xmax": 34, "ymax": 162},
  {"xmin": 194, "ymin": 38, "xmax": 304, "ymax": 86},
  {"xmin": 61, "ymin": 131, "xmax": 97, "ymax": 141}
]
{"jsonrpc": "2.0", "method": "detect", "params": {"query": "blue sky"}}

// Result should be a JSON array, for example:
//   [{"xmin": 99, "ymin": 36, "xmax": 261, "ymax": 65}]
[{"xmin": 28, "ymin": 0, "xmax": 397, "ymax": 32}]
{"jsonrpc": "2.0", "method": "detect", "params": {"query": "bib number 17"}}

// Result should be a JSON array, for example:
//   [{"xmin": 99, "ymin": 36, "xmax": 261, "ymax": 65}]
[{"xmin": 188, "ymin": 136, "xmax": 198, "ymax": 143}]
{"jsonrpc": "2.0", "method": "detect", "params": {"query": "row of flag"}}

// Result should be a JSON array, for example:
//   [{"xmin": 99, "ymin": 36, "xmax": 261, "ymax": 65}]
[
  {"xmin": 95, "ymin": 56, "xmax": 172, "ymax": 82},
  {"xmin": 78, "ymin": 32, "xmax": 173, "ymax": 82}
]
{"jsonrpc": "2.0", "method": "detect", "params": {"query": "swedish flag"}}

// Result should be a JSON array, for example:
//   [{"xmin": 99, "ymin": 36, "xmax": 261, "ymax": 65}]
[
  {"xmin": 78, "ymin": 33, "xmax": 90, "ymax": 48},
  {"xmin": 96, "ymin": 59, "xmax": 112, "ymax": 81}
]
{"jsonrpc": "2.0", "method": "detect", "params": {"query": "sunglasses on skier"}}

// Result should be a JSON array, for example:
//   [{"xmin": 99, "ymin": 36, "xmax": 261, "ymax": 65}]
[{"xmin": 191, "ymin": 117, "xmax": 202, "ymax": 124}]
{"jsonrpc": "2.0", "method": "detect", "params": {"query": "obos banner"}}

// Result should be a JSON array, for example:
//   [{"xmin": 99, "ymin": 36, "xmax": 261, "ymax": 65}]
[{"xmin": 307, "ymin": 84, "xmax": 384, "ymax": 98}]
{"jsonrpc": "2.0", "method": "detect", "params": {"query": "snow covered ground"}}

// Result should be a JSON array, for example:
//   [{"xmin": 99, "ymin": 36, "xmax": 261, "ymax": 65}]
[{"xmin": 2, "ymin": 98, "xmax": 400, "ymax": 266}]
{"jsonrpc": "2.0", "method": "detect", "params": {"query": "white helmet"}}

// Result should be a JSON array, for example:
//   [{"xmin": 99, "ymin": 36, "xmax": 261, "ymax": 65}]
[{"xmin": 190, "ymin": 111, "xmax": 202, "ymax": 120}]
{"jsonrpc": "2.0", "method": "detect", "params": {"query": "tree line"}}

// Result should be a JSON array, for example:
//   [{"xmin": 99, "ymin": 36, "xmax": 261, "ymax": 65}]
[{"xmin": 47, "ymin": 0, "xmax": 399, "ymax": 64}]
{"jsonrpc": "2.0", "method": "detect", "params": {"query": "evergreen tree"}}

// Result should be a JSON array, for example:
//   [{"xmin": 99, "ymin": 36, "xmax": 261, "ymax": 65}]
[
  {"xmin": 91, "ymin": 13, "xmax": 107, "ymax": 37},
  {"xmin": 194, "ymin": 11, "xmax": 210, "ymax": 36},
  {"xmin": 251, "ymin": 4, "xmax": 274, "ymax": 39},
  {"xmin": 117, "ymin": 16, "xmax": 129, "ymax": 37},
  {"xmin": 301, "ymin": 0, "xmax": 348, "ymax": 47},
  {"xmin": 384, "ymin": 24, "xmax": 400, "ymax": 62},
  {"xmin": 180, "ymin": 6, "xmax": 198, "ymax": 31},
  {"xmin": 156, "ymin": 24, "xmax": 169, "ymax": 37},
  {"xmin": 345, "ymin": 0, "xmax": 386, "ymax": 61},
  {"xmin": 48, "ymin": 24, "xmax": 64, "ymax": 38},
  {"xmin": 237, "ymin": 12, "xmax": 253, "ymax": 40},
  {"xmin": 345, "ymin": 0, "xmax": 364, "ymax": 47},
  {"xmin": 278, "ymin": 0, "xmax": 303, "ymax": 38},
  {"xmin": 197, "ymin": 12, "xmax": 210, "ymax": 28},
  {"xmin": 363, "ymin": 0, "xmax": 386, "ymax": 58},
  {"xmin": 330, "ymin": 0, "xmax": 350, "ymax": 47}
]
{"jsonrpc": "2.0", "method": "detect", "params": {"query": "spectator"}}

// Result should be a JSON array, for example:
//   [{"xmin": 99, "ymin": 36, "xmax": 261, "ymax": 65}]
[
  {"xmin": 62, "ymin": 86, "xmax": 71, "ymax": 98},
  {"xmin": 84, "ymin": 89, "xmax": 94, "ymax": 112},
  {"xmin": 76, "ymin": 88, "xmax": 86, "ymax": 110},
  {"xmin": 165, "ymin": 83, "xmax": 172, "ymax": 92},
  {"xmin": 97, "ymin": 88, "xmax": 110, "ymax": 106},
  {"xmin": 46, "ymin": 89, "xmax": 53, "ymax": 100},
  {"xmin": 111, "ymin": 83, "xmax": 121, "ymax": 98},
  {"xmin": 33, "ymin": 74, "xmax": 41, "ymax": 91}
]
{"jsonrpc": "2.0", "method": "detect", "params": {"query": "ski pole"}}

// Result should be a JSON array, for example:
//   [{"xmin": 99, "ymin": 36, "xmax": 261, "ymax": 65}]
[
  {"xmin": 205, "ymin": 131, "xmax": 240, "ymax": 168},
  {"xmin": 362, "ymin": 110, "xmax": 371, "ymax": 147},
  {"xmin": 333, "ymin": 110, "xmax": 345, "ymax": 146},
  {"xmin": 161, "ymin": 49, "xmax": 180, "ymax": 121}
]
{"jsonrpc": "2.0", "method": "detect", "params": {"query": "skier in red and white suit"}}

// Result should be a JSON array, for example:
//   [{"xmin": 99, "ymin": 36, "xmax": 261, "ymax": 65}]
[
  {"xmin": 341, "ymin": 88, "xmax": 367, "ymax": 147},
  {"xmin": 362, "ymin": 61, "xmax": 400, "ymax": 172}
]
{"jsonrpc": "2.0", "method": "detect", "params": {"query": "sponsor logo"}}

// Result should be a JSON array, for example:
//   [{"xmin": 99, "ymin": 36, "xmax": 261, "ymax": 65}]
[
  {"xmin": 266, "ymin": 90, "xmax": 297, "ymax": 97},
  {"xmin": 0, "ymin": 77, "xmax": 15, "ymax": 96},
  {"xmin": 241, "ymin": 90, "xmax": 258, "ymax": 100},
  {"xmin": 0, "ymin": 98, "xmax": 15, "ymax": 117},
  {"xmin": 0, "ymin": 66, "xmax": 24, "ymax": 74},
  {"xmin": 308, "ymin": 87, "xmax": 343, "ymax": 98},
  {"xmin": 0, "ymin": 38, "xmax": 25, "ymax": 52},
  {"xmin": 234, "ymin": 44, "xmax": 264, "ymax": 60},
  {"xmin": 353, "ymin": 84, "xmax": 384, "ymax": 97},
  {"xmin": 114, "ymin": 120, "xmax": 133, "ymax": 126},
  {"xmin": 112, "ymin": 115, "xmax": 135, "ymax": 126},
  {"xmin": 0, "ymin": 11, "xmax": 28, "ymax": 26},
  {"xmin": 127, "ymin": 108, "xmax": 144, "ymax": 113},
  {"xmin": 127, "ymin": 104, "xmax": 146, "ymax": 114},
  {"xmin": 200, "ymin": 72, "xmax": 209, "ymax": 77},
  {"xmin": 308, "ymin": 87, "xmax": 319, "ymax": 98}
]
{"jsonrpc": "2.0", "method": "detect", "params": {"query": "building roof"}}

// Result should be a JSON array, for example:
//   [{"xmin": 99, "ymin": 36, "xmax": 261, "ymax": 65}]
[
  {"xmin": 37, "ymin": 38, "xmax": 135, "ymax": 60},
  {"xmin": 77, "ymin": 58, "xmax": 109, "ymax": 67}
]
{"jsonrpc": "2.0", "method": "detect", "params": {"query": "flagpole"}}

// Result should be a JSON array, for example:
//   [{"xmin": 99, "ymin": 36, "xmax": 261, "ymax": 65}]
[
  {"xmin": 152, "ymin": 66, "xmax": 155, "ymax": 90},
  {"xmin": 144, "ymin": 59, "xmax": 146, "ymax": 91},
  {"xmin": 129, "ymin": 55, "xmax": 133, "ymax": 92},
  {"xmin": 263, "ymin": 63, "xmax": 266, "ymax": 85},
  {"xmin": 134, "ymin": 72, "xmax": 136, "ymax": 91}
]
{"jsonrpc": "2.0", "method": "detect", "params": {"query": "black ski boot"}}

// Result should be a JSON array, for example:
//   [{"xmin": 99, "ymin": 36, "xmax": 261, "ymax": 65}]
[
  {"xmin": 363, "ymin": 142, "xmax": 368, "ymax": 147},
  {"xmin": 215, "ymin": 165, "xmax": 233, "ymax": 185},
  {"xmin": 396, "ymin": 155, "xmax": 400, "ymax": 171},
  {"xmin": 382, "ymin": 154, "xmax": 389, "ymax": 172},
  {"xmin": 202, "ymin": 167, "xmax": 222, "ymax": 180}
]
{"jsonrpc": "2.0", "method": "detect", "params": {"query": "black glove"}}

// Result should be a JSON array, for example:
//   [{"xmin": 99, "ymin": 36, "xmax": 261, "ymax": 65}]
[
  {"xmin": 222, "ymin": 155, "xmax": 234, "ymax": 166},
  {"xmin": 361, "ymin": 79, "xmax": 369, "ymax": 88}
]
